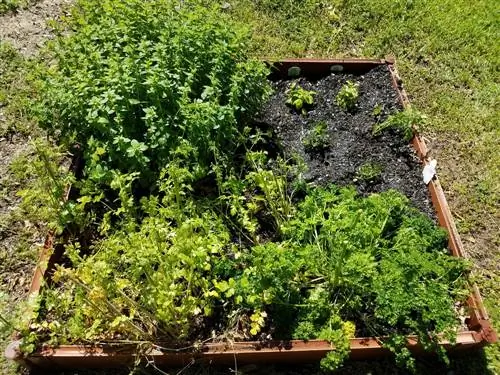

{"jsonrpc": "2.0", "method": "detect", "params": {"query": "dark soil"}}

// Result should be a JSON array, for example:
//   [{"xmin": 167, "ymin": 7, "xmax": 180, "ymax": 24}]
[{"xmin": 256, "ymin": 65, "xmax": 435, "ymax": 219}]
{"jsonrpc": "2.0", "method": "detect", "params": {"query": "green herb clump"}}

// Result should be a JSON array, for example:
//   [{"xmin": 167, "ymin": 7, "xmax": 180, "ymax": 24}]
[
  {"xmin": 356, "ymin": 162, "xmax": 383, "ymax": 183},
  {"xmin": 303, "ymin": 121, "xmax": 329, "ymax": 152},
  {"xmin": 336, "ymin": 80, "xmax": 359, "ymax": 111},
  {"xmin": 31, "ymin": 178, "xmax": 469, "ymax": 372},
  {"xmin": 286, "ymin": 82, "xmax": 316, "ymax": 114},
  {"xmin": 35, "ymin": 0, "xmax": 271, "ymax": 198},
  {"xmin": 372, "ymin": 109, "xmax": 426, "ymax": 141},
  {"xmin": 372, "ymin": 103, "xmax": 383, "ymax": 117}
]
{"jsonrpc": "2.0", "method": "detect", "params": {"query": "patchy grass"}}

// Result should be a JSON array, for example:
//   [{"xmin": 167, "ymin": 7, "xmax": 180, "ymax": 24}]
[
  {"xmin": 0, "ymin": 0, "xmax": 33, "ymax": 15},
  {"xmin": 0, "ymin": 43, "xmax": 37, "ymax": 137},
  {"xmin": 0, "ymin": 42, "xmax": 44, "ymax": 375},
  {"xmin": 0, "ymin": 0, "xmax": 498, "ymax": 373}
]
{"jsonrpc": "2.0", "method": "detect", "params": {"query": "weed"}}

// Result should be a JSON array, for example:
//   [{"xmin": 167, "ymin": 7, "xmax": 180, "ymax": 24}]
[
  {"xmin": 286, "ymin": 82, "xmax": 316, "ymax": 115},
  {"xmin": 303, "ymin": 121, "xmax": 329, "ymax": 152},
  {"xmin": 336, "ymin": 80, "xmax": 359, "ymax": 111},
  {"xmin": 0, "ymin": 0, "xmax": 29, "ymax": 15}
]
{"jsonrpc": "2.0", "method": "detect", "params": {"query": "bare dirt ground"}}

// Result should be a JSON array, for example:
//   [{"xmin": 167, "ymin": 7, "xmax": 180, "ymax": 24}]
[{"xmin": 0, "ymin": 0, "xmax": 73, "ymax": 56}]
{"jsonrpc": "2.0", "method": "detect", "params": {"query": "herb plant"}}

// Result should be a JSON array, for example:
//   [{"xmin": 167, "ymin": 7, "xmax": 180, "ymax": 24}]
[
  {"xmin": 286, "ymin": 82, "xmax": 316, "ymax": 115},
  {"xmin": 336, "ymin": 80, "xmax": 359, "ymax": 111},
  {"xmin": 29, "ymin": 179, "xmax": 469, "ymax": 371},
  {"xmin": 303, "ymin": 121, "xmax": 329, "ymax": 152},
  {"xmin": 355, "ymin": 162, "xmax": 383, "ymax": 183},
  {"xmin": 372, "ymin": 108, "xmax": 427, "ymax": 141},
  {"xmin": 35, "ymin": 0, "xmax": 271, "ymax": 204}
]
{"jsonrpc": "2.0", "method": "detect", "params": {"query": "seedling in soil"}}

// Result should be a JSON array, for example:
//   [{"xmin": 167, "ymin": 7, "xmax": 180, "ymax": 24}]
[
  {"xmin": 355, "ymin": 162, "xmax": 383, "ymax": 183},
  {"xmin": 336, "ymin": 80, "xmax": 359, "ymax": 111},
  {"xmin": 303, "ymin": 121, "xmax": 329, "ymax": 152},
  {"xmin": 372, "ymin": 103, "xmax": 383, "ymax": 117},
  {"xmin": 372, "ymin": 109, "xmax": 426, "ymax": 141},
  {"xmin": 286, "ymin": 82, "xmax": 316, "ymax": 115}
]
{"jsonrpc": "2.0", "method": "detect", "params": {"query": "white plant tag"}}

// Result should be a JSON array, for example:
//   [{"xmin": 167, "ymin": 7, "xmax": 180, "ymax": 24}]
[{"xmin": 423, "ymin": 159, "xmax": 437, "ymax": 184}]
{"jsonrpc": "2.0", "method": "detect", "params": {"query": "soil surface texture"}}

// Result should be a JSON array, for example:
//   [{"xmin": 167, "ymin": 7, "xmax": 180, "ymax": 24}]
[
  {"xmin": 257, "ymin": 65, "xmax": 435, "ymax": 219},
  {"xmin": 0, "ymin": 0, "xmax": 73, "ymax": 56}
]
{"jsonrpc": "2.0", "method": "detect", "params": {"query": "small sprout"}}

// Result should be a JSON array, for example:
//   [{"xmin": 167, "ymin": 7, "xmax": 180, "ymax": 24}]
[
  {"xmin": 286, "ymin": 82, "xmax": 316, "ymax": 115},
  {"xmin": 355, "ymin": 162, "xmax": 383, "ymax": 183},
  {"xmin": 372, "ymin": 109, "xmax": 426, "ymax": 141},
  {"xmin": 336, "ymin": 81, "xmax": 359, "ymax": 111},
  {"xmin": 303, "ymin": 121, "xmax": 329, "ymax": 152},
  {"xmin": 372, "ymin": 103, "xmax": 383, "ymax": 117}
]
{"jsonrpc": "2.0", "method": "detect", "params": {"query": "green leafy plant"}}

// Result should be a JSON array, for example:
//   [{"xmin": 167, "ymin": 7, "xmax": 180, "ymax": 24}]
[
  {"xmin": 282, "ymin": 186, "xmax": 469, "ymax": 371},
  {"xmin": 336, "ymin": 80, "xmax": 359, "ymax": 111},
  {"xmin": 35, "ymin": 0, "xmax": 271, "ymax": 206},
  {"xmin": 303, "ymin": 121, "xmax": 329, "ymax": 152},
  {"xmin": 372, "ymin": 109, "xmax": 427, "ymax": 141},
  {"xmin": 11, "ymin": 140, "xmax": 77, "ymax": 235},
  {"xmin": 372, "ymin": 103, "xmax": 383, "ymax": 117},
  {"xmin": 355, "ymin": 162, "xmax": 383, "ymax": 183},
  {"xmin": 286, "ymin": 82, "xmax": 316, "ymax": 114},
  {"xmin": 245, "ymin": 151, "xmax": 295, "ymax": 233}
]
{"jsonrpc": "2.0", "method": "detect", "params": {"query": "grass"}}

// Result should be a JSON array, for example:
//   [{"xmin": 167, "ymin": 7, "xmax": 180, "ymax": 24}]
[
  {"xmin": 0, "ymin": 0, "xmax": 498, "ymax": 373},
  {"xmin": 0, "ymin": 42, "xmax": 45, "ymax": 375},
  {"xmin": 0, "ymin": 0, "xmax": 32, "ymax": 15}
]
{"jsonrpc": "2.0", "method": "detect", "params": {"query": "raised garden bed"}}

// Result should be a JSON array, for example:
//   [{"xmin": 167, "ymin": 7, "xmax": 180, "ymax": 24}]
[{"xmin": 5, "ymin": 58, "xmax": 496, "ymax": 372}]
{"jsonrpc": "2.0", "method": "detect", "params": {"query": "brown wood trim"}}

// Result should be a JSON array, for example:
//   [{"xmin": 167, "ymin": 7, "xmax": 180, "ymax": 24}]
[
  {"xmin": 10, "ymin": 331, "xmax": 483, "ymax": 369},
  {"xmin": 386, "ymin": 60, "xmax": 497, "ymax": 345}
]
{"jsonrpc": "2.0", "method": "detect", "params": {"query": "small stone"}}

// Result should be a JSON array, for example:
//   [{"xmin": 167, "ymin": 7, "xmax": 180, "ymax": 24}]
[
  {"xmin": 331, "ymin": 64, "xmax": 344, "ymax": 73},
  {"xmin": 288, "ymin": 66, "xmax": 301, "ymax": 77}
]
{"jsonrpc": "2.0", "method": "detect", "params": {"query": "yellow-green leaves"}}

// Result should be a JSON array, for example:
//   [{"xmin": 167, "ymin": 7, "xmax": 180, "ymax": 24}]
[
  {"xmin": 335, "ymin": 80, "xmax": 359, "ymax": 111},
  {"xmin": 250, "ymin": 311, "xmax": 267, "ymax": 335},
  {"xmin": 286, "ymin": 82, "xmax": 316, "ymax": 115}
]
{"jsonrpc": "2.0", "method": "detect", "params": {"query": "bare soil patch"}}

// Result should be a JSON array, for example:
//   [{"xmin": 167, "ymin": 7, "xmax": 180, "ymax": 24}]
[
  {"xmin": 0, "ymin": 0, "xmax": 72, "ymax": 56},
  {"xmin": 258, "ymin": 65, "xmax": 434, "ymax": 218}
]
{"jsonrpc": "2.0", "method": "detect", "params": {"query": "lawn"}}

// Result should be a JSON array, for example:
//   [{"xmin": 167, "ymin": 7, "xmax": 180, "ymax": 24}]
[{"xmin": 0, "ymin": 0, "xmax": 498, "ymax": 373}]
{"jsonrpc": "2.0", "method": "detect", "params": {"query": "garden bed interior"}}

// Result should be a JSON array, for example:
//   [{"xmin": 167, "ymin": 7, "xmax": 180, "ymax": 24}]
[{"xmin": 6, "ymin": 58, "xmax": 497, "ymax": 370}]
